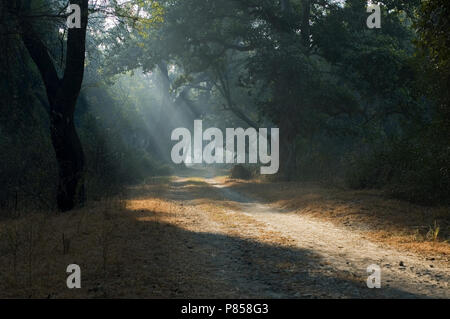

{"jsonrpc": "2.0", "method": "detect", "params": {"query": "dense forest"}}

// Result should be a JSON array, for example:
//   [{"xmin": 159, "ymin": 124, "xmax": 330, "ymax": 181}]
[
  {"xmin": 1, "ymin": 0, "xmax": 449, "ymax": 210},
  {"xmin": 0, "ymin": 0, "xmax": 448, "ymax": 299}
]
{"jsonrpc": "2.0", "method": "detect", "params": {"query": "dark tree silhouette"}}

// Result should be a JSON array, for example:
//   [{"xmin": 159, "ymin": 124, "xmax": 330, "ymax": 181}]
[{"xmin": 19, "ymin": 0, "xmax": 88, "ymax": 211}]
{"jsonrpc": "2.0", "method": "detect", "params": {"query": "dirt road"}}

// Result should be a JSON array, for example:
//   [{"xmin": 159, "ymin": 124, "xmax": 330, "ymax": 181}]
[
  {"xmin": 149, "ymin": 176, "xmax": 449, "ymax": 298},
  {"xmin": 2, "ymin": 174, "xmax": 447, "ymax": 299}
]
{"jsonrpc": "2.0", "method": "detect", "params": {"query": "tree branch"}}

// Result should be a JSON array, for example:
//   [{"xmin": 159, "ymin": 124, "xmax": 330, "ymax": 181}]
[
  {"xmin": 19, "ymin": 20, "xmax": 60, "ymax": 101},
  {"xmin": 62, "ymin": 0, "xmax": 89, "ymax": 104}
]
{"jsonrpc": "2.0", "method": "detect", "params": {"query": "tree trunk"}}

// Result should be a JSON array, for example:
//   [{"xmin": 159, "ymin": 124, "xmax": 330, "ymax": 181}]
[
  {"xmin": 19, "ymin": 0, "xmax": 89, "ymax": 211},
  {"xmin": 50, "ymin": 98, "xmax": 85, "ymax": 211}
]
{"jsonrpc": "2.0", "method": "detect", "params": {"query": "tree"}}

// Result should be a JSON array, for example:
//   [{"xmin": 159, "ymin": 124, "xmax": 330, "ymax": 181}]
[
  {"xmin": 4, "ymin": 0, "xmax": 163, "ymax": 211},
  {"xmin": 17, "ymin": 0, "xmax": 89, "ymax": 211},
  {"xmin": 416, "ymin": 0, "xmax": 450, "ymax": 125}
]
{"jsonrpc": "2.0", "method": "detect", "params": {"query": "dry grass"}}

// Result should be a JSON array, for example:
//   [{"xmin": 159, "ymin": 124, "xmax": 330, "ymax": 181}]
[
  {"xmin": 0, "ymin": 177, "xmax": 265, "ymax": 298},
  {"xmin": 224, "ymin": 178, "xmax": 450, "ymax": 258},
  {"xmin": 0, "ymin": 197, "xmax": 133, "ymax": 298},
  {"xmin": 1, "ymin": 175, "xmax": 448, "ymax": 298}
]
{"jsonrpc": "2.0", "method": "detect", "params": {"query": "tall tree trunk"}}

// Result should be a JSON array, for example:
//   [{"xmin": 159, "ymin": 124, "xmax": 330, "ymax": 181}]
[
  {"xmin": 50, "ymin": 94, "xmax": 85, "ymax": 211},
  {"xmin": 19, "ymin": 0, "xmax": 89, "ymax": 211}
]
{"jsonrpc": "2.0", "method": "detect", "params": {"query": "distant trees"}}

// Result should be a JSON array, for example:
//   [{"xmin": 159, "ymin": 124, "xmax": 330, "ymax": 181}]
[
  {"xmin": 124, "ymin": 0, "xmax": 446, "ymax": 202},
  {"xmin": 124, "ymin": 0, "xmax": 422, "ymax": 179},
  {"xmin": 1, "ymin": 0, "xmax": 448, "ymax": 206}
]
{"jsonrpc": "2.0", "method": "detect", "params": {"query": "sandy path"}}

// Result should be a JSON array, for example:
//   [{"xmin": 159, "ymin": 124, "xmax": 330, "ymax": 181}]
[
  {"xmin": 202, "ymin": 178, "xmax": 449, "ymax": 298},
  {"xmin": 164, "ymin": 176, "xmax": 448, "ymax": 298}
]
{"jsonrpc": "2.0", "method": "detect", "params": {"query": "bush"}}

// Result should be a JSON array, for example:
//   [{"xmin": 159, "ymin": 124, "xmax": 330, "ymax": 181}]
[
  {"xmin": 230, "ymin": 164, "xmax": 252, "ymax": 180},
  {"xmin": 345, "ymin": 137, "xmax": 450, "ymax": 205},
  {"xmin": 79, "ymin": 113, "xmax": 172, "ymax": 200}
]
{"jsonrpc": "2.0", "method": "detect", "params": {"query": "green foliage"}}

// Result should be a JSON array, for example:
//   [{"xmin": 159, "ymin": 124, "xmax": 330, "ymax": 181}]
[
  {"xmin": 80, "ymin": 111, "xmax": 171, "ymax": 199},
  {"xmin": 416, "ymin": 0, "xmax": 450, "ymax": 133},
  {"xmin": 346, "ymin": 136, "xmax": 450, "ymax": 205},
  {"xmin": 416, "ymin": 0, "xmax": 450, "ymax": 69},
  {"xmin": 2, "ymin": 0, "xmax": 449, "ymax": 209}
]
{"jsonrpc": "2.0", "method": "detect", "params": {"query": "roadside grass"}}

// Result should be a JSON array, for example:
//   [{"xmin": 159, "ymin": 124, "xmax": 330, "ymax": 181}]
[
  {"xmin": 0, "ymin": 175, "xmax": 447, "ymax": 298},
  {"xmin": 0, "ymin": 177, "xmax": 175, "ymax": 298},
  {"xmin": 0, "ymin": 176, "xmax": 250, "ymax": 298},
  {"xmin": 223, "ymin": 178, "xmax": 450, "ymax": 258},
  {"xmin": 0, "ymin": 198, "xmax": 128, "ymax": 298}
]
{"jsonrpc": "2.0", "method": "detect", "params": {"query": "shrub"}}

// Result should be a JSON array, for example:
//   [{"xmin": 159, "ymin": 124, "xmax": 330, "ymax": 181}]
[
  {"xmin": 345, "ymin": 137, "xmax": 450, "ymax": 205},
  {"xmin": 230, "ymin": 164, "xmax": 252, "ymax": 180}
]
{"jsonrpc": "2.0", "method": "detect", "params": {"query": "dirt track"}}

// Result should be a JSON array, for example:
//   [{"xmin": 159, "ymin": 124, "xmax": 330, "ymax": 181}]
[
  {"xmin": 155, "ymin": 176, "xmax": 449, "ymax": 298},
  {"xmin": 4, "ymin": 174, "xmax": 444, "ymax": 298}
]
